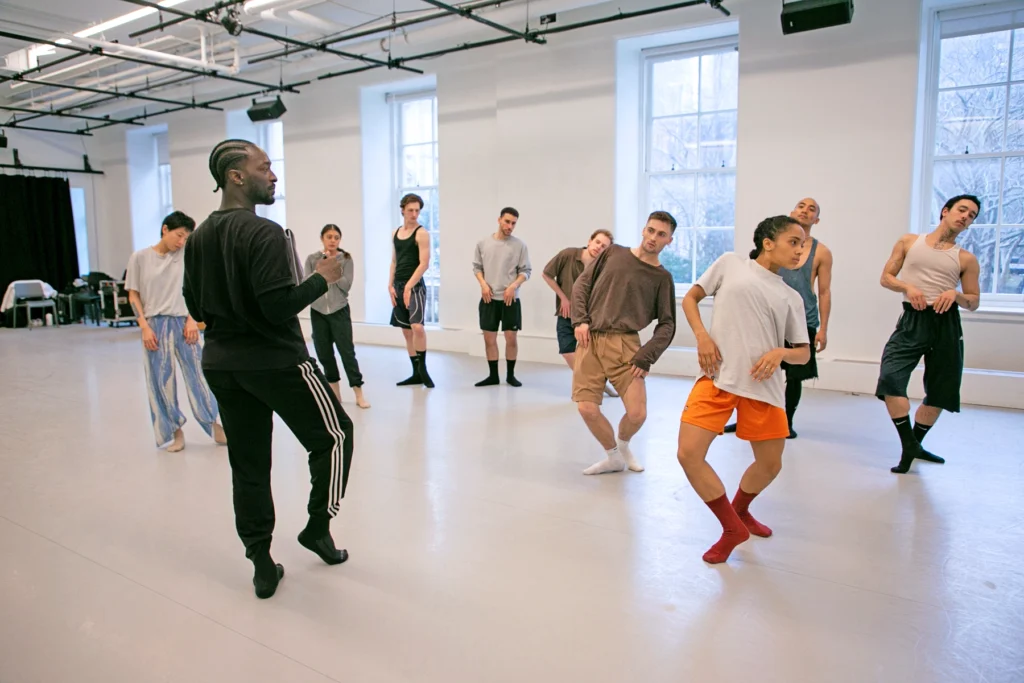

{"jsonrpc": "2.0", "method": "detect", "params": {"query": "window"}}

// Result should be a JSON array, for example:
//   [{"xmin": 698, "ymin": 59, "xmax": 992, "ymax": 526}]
[
  {"xmin": 254, "ymin": 121, "xmax": 287, "ymax": 228},
  {"xmin": 70, "ymin": 187, "xmax": 89, "ymax": 275},
  {"xmin": 642, "ymin": 40, "xmax": 738, "ymax": 287},
  {"xmin": 392, "ymin": 91, "xmax": 440, "ymax": 324},
  {"xmin": 155, "ymin": 131, "xmax": 172, "ymax": 221},
  {"xmin": 922, "ymin": 5, "xmax": 1024, "ymax": 302}
]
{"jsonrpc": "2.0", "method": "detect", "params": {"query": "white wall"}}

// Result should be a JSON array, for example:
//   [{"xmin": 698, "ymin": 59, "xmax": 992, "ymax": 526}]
[{"xmin": 53, "ymin": 0, "xmax": 1022, "ymax": 408}]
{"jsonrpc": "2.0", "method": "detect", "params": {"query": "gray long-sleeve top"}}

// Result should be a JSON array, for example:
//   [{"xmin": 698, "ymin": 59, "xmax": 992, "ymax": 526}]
[
  {"xmin": 472, "ymin": 234, "xmax": 532, "ymax": 297},
  {"xmin": 304, "ymin": 250, "xmax": 354, "ymax": 314}
]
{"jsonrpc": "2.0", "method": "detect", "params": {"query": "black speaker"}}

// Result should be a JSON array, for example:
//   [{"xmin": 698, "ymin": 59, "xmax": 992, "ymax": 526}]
[
  {"xmin": 781, "ymin": 0, "xmax": 854, "ymax": 35},
  {"xmin": 246, "ymin": 97, "xmax": 287, "ymax": 122}
]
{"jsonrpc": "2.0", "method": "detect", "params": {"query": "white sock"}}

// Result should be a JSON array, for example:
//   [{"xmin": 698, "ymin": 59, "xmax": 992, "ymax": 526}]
[
  {"xmin": 583, "ymin": 446, "xmax": 626, "ymax": 475},
  {"xmin": 618, "ymin": 438, "xmax": 644, "ymax": 472}
]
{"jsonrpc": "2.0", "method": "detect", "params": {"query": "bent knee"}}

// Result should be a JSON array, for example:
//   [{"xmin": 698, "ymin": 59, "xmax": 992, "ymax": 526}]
[
  {"xmin": 625, "ymin": 407, "xmax": 647, "ymax": 424},
  {"xmin": 577, "ymin": 401, "xmax": 602, "ymax": 420}
]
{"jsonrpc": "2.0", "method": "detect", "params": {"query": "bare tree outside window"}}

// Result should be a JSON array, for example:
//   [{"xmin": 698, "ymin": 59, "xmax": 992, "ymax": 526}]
[
  {"xmin": 930, "ymin": 27, "xmax": 1024, "ymax": 298},
  {"xmin": 392, "ymin": 93, "xmax": 440, "ymax": 324},
  {"xmin": 644, "ymin": 43, "xmax": 738, "ymax": 286}
]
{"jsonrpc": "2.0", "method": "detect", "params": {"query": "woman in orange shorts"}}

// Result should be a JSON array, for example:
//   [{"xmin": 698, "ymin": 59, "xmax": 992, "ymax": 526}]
[{"xmin": 678, "ymin": 216, "xmax": 812, "ymax": 564}]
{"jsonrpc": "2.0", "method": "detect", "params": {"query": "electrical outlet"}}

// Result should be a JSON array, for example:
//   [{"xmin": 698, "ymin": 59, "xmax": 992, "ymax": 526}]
[{"xmin": 540, "ymin": 13, "xmax": 556, "ymax": 25}]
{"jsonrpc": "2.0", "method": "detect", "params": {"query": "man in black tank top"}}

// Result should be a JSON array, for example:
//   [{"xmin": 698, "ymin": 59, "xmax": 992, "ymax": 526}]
[{"xmin": 389, "ymin": 193, "xmax": 434, "ymax": 388}]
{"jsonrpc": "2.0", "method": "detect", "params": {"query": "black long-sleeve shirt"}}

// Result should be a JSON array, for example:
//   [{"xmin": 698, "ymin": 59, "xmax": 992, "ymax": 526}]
[
  {"xmin": 183, "ymin": 208, "xmax": 327, "ymax": 371},
  {"xmin": 571, "ymin": 245, "xmax": 676, "ymax": 371}
]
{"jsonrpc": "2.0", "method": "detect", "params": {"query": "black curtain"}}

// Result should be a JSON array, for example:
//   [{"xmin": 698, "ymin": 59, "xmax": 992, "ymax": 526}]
[{"xmin": 0, "ymin": 175, "xmax": 79, "ymax": 299}]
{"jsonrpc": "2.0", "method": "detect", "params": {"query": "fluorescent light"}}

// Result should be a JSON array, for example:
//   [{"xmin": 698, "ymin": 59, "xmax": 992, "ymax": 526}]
[
  {"xmin": 55, "ymin": 38, "xmax": 71, "ymax": 45},
  {"xmin": 74, "ymin": 0, "xmax": 191, "ymax": 39},
  {"xmin": 243, "ymin": 0, "xmax": 283, "ymax": 10}
]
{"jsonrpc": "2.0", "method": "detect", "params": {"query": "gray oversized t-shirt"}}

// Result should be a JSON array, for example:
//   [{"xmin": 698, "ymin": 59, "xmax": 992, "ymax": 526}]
[
  {"xmin": 472, "ymin": 234, "xmax": 531, "ymax": 297},
  {"xmin": 125, "ymin": 246, "xmax": 189, "ymax": 318},
  {"xmin": 696, "ymin": 253, "xmax": 808, "ymax": 409}
]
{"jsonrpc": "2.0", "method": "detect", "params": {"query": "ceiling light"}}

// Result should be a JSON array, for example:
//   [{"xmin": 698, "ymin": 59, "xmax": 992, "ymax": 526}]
[
  {"xmin": 74, "ymin": 0, "xmax": 191, "ymax": 40},
  {"xmin": 55, "ymin": 38, "xmax": 71, "ymax": 45}
]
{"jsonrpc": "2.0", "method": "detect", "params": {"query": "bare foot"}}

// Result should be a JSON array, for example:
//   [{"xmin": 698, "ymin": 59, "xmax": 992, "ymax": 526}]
[
  {"xmin": 213, "ymin": 423, "xmax": 227, "ymax": 445},
  {"xmin": 167, "ymin": 429, "xmax": 185, "ymax": 452},
  {"xmin": 328, "ymin": 381, "xmax": 343, "ymax": 404},
  {"xmin": 353, "ymin": 387, "xmax": 370, "ymax": 409}
]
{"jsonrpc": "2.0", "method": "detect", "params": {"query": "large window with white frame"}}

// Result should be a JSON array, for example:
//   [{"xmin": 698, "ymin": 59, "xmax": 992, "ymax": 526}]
[
  {"xmin": 921, "ymin": 4, "xmax": 1024, "ymax": 304},
  {"xmin": 254, "ymin": 120, "xmax": 287, "ymax": 228},
  {"xmin": 642, "ymin": 39, "xmax": 738, "ymax": 287},
  {"xmin": 391, "ymin": 91, "xmax": 440, "ymax": 324}
]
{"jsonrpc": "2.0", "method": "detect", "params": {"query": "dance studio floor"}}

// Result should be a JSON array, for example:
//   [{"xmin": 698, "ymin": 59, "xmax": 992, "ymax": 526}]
[{"xmin": 1, "ymin": 326, "xmax": 1022, "ymax": 683}]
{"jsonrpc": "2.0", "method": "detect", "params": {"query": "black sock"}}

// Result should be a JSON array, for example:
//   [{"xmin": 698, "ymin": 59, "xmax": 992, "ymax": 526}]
[
  {"xmin": 785, "ymin": 379, "xmax": 802, "ymax": 429},
  {"xmin": 890, "ymin": 416, "xmax": 919, "ymax": 474},
  {"xmin": 913, "ymin": 422, "xmax": 932, "ymax": 443},
  {"xmin": 506, "ymin": 359, "xmax": 521, "ymax": 386},
  {"xmin": 417, "ymin": 350, "xmax": 434, "ymax": 388},
  {"xmin": 397, "ymin": 354, "xmax": 422, "ymax": 386},
  {"xmin": 475, "ymin": 360, "xmax": 500, "ymax": 386},
  {"xmin": 912, "ymin": 422, "xmax": 944, "ymax": 464}
]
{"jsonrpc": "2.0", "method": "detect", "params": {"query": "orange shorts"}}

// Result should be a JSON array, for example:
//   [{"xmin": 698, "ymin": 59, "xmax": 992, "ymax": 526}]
[{"xmin": 680, "ymin": 377, "xmax": 789, "ymax": 442}]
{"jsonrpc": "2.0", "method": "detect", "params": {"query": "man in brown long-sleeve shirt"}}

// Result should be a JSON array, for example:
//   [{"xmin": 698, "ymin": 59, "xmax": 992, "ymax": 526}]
[{"xmin": 572, "ymin": 211, "xmax": 677, "ymax": 475}]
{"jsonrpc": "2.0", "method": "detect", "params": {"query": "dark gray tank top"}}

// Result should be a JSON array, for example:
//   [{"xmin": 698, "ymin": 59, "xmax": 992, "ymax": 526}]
[{"xmin": 779, "ymin": 237, "xmax": 819, "ymax": 329}]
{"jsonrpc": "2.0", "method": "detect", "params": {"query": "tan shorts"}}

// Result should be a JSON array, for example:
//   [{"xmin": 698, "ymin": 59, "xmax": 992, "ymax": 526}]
[{"xmin": 571, "ymin": 331, "xmax": 641, "ymax": 405}]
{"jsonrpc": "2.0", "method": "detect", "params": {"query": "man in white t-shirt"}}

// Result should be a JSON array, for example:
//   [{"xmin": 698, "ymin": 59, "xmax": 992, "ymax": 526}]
[{"xmin": 126, "ymin": 211, "xmax": 225, "ymax": 452}]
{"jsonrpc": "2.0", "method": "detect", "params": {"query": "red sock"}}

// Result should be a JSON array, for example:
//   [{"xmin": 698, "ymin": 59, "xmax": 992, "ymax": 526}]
[
  {"xmin": 702, "ymin": 494, "xmax": 750, "ymax": 564},
  {"xmin": 732, "ymin": 488, "xmax": 773, "ymax": 538}
]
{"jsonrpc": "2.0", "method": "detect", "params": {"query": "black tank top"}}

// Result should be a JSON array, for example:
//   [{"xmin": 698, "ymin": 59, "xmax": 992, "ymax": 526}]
[{"xmin": 393, "ymin": 225, "xmax": 422, "ymax": 282}]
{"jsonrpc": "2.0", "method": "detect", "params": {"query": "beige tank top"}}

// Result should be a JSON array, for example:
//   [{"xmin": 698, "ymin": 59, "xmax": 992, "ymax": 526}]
[{"xmin": 902, "ymin": 234, "xmax": 961, "ymax": 305}]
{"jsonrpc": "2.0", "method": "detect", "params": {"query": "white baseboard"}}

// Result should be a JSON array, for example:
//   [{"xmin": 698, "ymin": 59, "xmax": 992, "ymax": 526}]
[{"xmin": 297, "ymin": 318, "xmax": 1024, "ymax": 411}]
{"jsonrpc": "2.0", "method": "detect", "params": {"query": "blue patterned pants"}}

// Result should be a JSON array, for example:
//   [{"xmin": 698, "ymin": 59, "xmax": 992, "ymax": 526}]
[{"xmin": 143, "ymin": 315, "xmax": 219, "ymax": 446}]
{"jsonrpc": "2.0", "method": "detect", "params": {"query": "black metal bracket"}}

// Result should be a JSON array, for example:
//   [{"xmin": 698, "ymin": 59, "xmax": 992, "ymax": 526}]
[
  {"xmin": 248, "ymin": 0, "xmax": 508, "ymax": 66},
  {"xmin": 0, "ymin": 124, "xmax": 94, "ymax": 136},
  {"xmin": 0, "ymin": 104, "xmax": 145, "ymax": 126},
  {"xmin": 419, "ymin": 0, "xmax": 545, "ymax": 43},
  {"xmin": 119, "ymin": 0, "xmax": 423, "ymax": 74},
  {"xmin": 0, "ymin": 149, "xmax": 104, "ymax": 174}
]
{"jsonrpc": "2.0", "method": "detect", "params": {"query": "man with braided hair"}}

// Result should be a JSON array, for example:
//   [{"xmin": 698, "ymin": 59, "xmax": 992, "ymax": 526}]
[{"xmin": 183, "ymin": 139, "xmax": 355, "ymax": 599}]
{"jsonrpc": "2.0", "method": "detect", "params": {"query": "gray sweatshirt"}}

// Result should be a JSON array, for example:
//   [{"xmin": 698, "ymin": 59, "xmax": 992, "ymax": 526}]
[
  {"xmin": 304, "ymin": 250, "xmax": 354, "ymax": 314},
  {"xmin": 472, "ymin": 234, "xmax": 532, "ymax": 297}
]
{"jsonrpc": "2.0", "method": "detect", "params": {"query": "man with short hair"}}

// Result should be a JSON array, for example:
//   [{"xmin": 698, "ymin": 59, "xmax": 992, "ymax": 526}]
[
  {"xmin": 185, "ymin": 138, "xmax": 354, "ymax": 600},
  {"xmin": 724, "ymin": 197, "xmax": 832, "ymax": 438},
  {"xmin": 542, "ymin": 229, "xmax": 617, "ymax": 396},
  {"xmin": 877, "ymin": 194, "xmax": 981, "ymax": 474},
  {"xmin": 473, "ymin": 207, "xmax": 532, "ymax": 387},
  {"xmin": 127, "ymin": 211, "xmax": 225, "ymax": 453},
  {"xmin": 390, "ymin": 193, "xmax": 434, "ymax": 388},
  {"xmin": 572, "ymin": 211, "xmax": 677, "ymax": 475}
]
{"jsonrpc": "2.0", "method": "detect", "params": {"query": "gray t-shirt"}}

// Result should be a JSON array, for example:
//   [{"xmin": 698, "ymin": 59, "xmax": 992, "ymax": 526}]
[
  {"xmin": 696, "ymin": 253, "xmax": 809, "ymax": 409},
  {"xmin": 472, "ymin": 234, "xmax": 532, "ymax": 297},
  {"xmin": 125, "ymin": 246, "xmax": 189, "ymax": 318}
]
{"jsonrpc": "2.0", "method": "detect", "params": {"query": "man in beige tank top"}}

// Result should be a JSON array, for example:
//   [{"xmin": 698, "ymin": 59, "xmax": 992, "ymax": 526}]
[{"xmin": 876, "ymin": 194, "xmax": 982, "ymax": 474}]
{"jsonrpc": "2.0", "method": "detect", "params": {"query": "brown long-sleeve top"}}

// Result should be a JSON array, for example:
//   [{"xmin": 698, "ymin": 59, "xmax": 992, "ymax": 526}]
[{"xmin": 570, "ymin": 244, "xmax": 676, "ymax": 371}]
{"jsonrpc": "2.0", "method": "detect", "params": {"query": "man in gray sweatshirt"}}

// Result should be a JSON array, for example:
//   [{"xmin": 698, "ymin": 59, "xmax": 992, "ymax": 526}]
[{"xmin": 472, "ymin": 207, "xmax": 532, "ymax": 386}]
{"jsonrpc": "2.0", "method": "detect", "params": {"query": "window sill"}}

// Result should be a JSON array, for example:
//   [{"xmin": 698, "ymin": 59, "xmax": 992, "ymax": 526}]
[{"xmin": 961, "ymin": 305, "xmax": 1024, "ymax": 323}]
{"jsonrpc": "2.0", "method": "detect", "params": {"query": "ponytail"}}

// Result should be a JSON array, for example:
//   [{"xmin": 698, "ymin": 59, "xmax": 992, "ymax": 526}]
[{"xmin": 750, "ymin": 215, "xmax": 801, "ymax": 259}]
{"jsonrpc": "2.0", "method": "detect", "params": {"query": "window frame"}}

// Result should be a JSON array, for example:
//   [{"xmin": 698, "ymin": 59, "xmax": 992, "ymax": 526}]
[
  {"xmin": 253, "ymin": 120, "xmax": 286, "ymax": 227},
  {"xmin": 640, "ymin": 36, "xmax": 739, "ymax": 294},
  {"xmin": 389, "ymin": 89, "xmax": 440, "ymax": 325},
  {"xmin": 918, "ymin": 2, "xmax": 1024, "ymax": 308}
]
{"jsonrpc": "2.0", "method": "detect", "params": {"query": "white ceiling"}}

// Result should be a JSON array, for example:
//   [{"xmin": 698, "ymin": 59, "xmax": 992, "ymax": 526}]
[{"xmin": 0, "ymin": 0, "xmax": 725, "ymax": 133}]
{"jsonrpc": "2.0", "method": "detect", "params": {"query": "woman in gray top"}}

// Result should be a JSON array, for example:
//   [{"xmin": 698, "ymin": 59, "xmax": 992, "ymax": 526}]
[{"xmin": 304, "ymin": 224, "xmax": 370, "ymax": 408}]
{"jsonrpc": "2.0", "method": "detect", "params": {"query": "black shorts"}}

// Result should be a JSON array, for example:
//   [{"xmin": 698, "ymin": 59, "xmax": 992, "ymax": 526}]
[
  {"xmin": 556, "ymin": 316, "xmax": 576, "ymax": 354},
  {"xmin": 479, "ymin": 299, "xmax": 522, "ymax": 332},
  {"xmin": 781, "ymin": 325, "xmax": 818, "ymax": 382},
  {"xmin": 389, "ymin": 280, "xmax": 426, "ymax": 328},
  {"xmin": 875, "ymin": 303, "xmax": 964, "ymax": 413}
]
